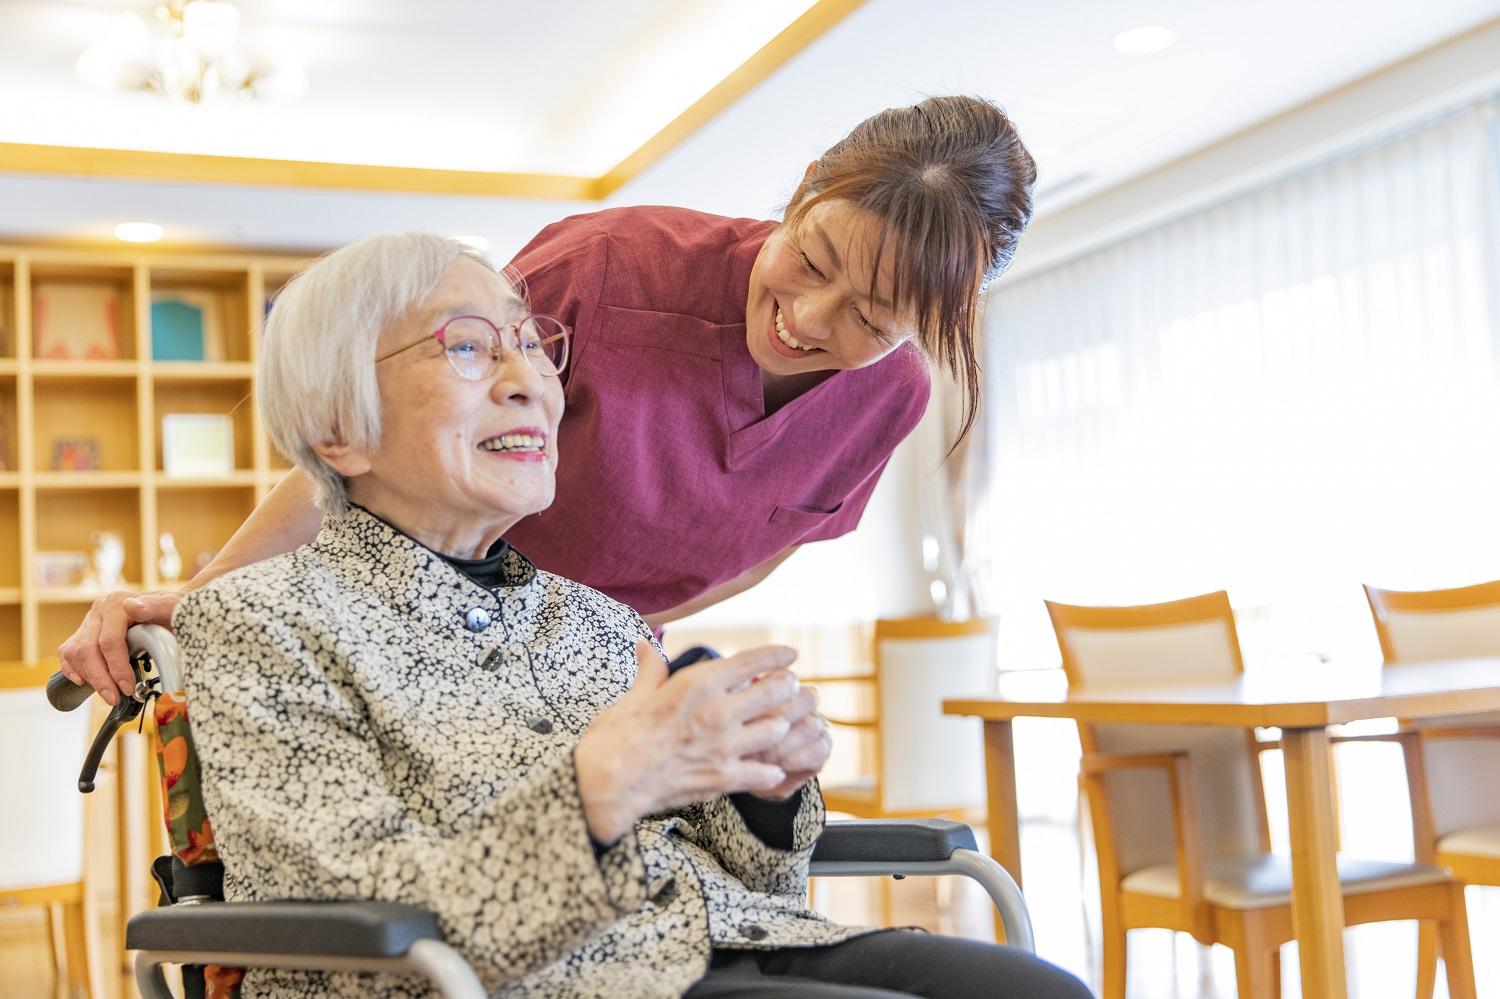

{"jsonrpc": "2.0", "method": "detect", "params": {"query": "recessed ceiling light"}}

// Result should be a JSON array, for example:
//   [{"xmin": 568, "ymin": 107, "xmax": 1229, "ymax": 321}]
[
  {"xmin": 452, "ymin": 234, "xmax": 491, "ymax": 252},
  {"xmin": 114, "ymin": 222, "xmax": 164, "ymax": 243},
  {"xmin": 1114, "ymin": 26, "xmax": 1176, "ymax": 55}
]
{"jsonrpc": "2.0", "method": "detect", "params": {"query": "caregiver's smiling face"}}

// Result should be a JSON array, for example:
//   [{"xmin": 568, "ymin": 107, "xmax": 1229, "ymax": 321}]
[{"xmin": 745, "ymin": 198, "xmax": 920, "ymax": 383}]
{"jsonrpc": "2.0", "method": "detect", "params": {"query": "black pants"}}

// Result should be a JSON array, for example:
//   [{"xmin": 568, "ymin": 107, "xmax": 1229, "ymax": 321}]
[{"xmin": 684, "ymin": 930, "xmax": 1093, "ymax": 998}]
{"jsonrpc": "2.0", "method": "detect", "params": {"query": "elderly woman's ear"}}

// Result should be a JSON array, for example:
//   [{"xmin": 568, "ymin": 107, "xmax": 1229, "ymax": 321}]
[{"xmin": 312, "ymin": 439, "xmax": 372, "ymax": 478}]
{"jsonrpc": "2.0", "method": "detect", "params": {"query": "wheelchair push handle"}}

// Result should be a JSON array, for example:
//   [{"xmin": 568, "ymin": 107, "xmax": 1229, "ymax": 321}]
[
  {"xmin": 46, "ymin": 670, "xmax": 94, "ymax": 712},
  {"xmin": 48, "ymin": 624, "xmax": 183, "ymax": 794}
]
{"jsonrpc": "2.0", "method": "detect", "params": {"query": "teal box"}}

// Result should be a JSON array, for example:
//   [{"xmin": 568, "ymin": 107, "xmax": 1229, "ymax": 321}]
[{"xmin": 151, "ymin": 300, "xmax": 205, "ymax": 361}]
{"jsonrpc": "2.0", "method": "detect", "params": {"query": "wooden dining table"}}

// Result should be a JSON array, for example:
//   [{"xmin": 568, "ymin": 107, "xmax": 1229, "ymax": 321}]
[{"xmin": 944, "ymin": 656, "xmax": 1500, "ymax": 999}]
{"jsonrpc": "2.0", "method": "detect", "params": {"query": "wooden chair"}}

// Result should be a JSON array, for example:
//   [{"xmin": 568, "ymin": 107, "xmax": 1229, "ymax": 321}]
[
  {"xmin": 815, "ymin": 617, "xmax": 994, "ymax": 927},
  {"xmin": 0, "ymin": 688, "xmax": 106, "ymax": 998},
  {"xmin": 1047, "ymin": 590, "xmax": 1474, "ymax": 999},
  {"xmin": 820, "ymin": 616, "xmax": 996, "ymax": 823},
  {"xmin": 1364, "ymin": 580, "xmax": 1500, "ymax": 999}
]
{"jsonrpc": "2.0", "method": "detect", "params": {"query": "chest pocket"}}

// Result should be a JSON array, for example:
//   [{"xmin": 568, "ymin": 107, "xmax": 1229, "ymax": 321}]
[
  {"xmin": 592, "ymin": 305, "xmax": 724, "ymax": 359},
  {"xmin": 768, "ymin": 500, "xmax": 844, "ymax": 531}
]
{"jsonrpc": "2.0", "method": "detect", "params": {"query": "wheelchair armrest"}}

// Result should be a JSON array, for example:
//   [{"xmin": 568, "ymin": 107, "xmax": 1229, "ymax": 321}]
[
  {"xmin": 810, "ymin": 818, "xmax": 979, "ymax": 864},
  {"xmin": 126, "ymin": 900, "xmax": 442, "ymax": 959}
]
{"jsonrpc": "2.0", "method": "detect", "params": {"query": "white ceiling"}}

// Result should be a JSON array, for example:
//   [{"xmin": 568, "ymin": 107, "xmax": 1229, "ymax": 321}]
[{"xmin": 1, "ymin": 0, "xmax": 1498, "ymax": 259}]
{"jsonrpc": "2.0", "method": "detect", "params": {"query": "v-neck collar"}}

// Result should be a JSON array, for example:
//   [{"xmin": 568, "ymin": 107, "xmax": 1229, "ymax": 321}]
[{"xmin": 720, "ymin": 223, "xmax": 846, "ymax": 467}]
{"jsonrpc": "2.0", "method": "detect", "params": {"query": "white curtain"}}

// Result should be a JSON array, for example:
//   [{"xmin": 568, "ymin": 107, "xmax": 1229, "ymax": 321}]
[{"xmin": 984, "ymin": 99, "xmax": 1500, "ymax": 671}]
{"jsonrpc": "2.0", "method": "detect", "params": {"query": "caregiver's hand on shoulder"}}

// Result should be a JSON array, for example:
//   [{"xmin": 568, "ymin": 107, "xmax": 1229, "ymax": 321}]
[
  {"xmin": 575, "ymin": 642, "xmax": 800, "ymax": 844},
  {"xmin": 56, "ymin": 590, "xmax": 182, "ymax": 705}
]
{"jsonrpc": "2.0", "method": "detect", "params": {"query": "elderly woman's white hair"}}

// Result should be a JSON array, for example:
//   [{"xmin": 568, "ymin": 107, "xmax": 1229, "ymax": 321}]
[{"xmin": 258, "ymin": 232, "xmax": 504, "ymax": 514}]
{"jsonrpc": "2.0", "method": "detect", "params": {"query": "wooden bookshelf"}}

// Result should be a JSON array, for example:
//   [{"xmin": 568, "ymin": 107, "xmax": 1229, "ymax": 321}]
[{"xmin": 0, "ymin": 244, "xmax": 314, "ymax": 678}]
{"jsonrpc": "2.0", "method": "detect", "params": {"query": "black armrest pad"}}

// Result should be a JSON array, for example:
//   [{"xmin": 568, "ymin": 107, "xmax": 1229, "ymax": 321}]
[
  {"xmin": 810, "ymin": 818, "xmax": 978, "ymax": 863},
  {"xmin": 126, "ymin": 901, "xmax": 442, "ymax": 958}
]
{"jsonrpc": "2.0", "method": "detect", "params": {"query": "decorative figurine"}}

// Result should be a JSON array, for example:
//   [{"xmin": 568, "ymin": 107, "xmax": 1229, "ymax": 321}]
[
  {"xmin": 158, "ymin": 532, "xmax": 183, "ymax": 584},
  {"xmin": 87, "ymin": 530, "xmax": 126, "ymax": 591}
]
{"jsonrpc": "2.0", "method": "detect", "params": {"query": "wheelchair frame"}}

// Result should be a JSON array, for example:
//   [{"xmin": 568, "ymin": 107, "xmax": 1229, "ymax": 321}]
[{"xmin": 60, "ymin": 625, "xmax": 1032, "ymax": 998}]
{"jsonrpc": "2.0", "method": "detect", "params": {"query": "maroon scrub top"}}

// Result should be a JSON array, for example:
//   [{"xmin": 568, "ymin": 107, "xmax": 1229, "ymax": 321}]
[{"xmin": 503, "ymin": 206, "xmax": 931, "ymax": 616}]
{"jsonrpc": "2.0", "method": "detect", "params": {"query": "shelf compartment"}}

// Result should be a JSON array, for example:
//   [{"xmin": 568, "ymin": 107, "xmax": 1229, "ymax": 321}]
[
  {"xmin": 37, "ymin": 603, "xmax": 110, "ymax": 659},
  {"xmin": 0, "ymin": 490, "xmax": 16, "ymax": 590},
  {"xmin": 156, "ymin": 485, "xmax": 255, "ymax": 585},
  {"xmin": 34, "ymin": 488, "xmax": 141, "ymax": 589},
  {"xmin": 153, "ymin": 379, "xmax": 254, "ymax": 475},
  {"xmin": 261, "ymin": 265, "xmax": 302, "ymax": 321},
  {"xmin": 0, "ymin": 373, "xmax": 15, "ymax": 474},
  {"xmin": 0, "ymin": 259, "xmax": 14, "ymax": 360},
  {"xmin": 149, "ymin": 267, "xmax": 252, "ymax": 364},
  {"xmin": 30, "ymin": 263, "xmax": 138, "ymax": 363},
  {"xmin": 0, "ymin": 606, "xmax": 20, "ymax": 662},
  {"xmin": 32, "ymin": 376, "xmax": 140, "ymax": 472}
]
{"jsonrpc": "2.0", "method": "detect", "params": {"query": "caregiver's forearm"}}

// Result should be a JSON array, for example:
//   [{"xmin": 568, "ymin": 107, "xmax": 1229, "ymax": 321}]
[
  {"xmin": 643, "ymin": 546, "xmax": 800, "ymax": 630},
  {"xmin": 189, "ymin": 467, "xmax": 324, "ymax": 590}
]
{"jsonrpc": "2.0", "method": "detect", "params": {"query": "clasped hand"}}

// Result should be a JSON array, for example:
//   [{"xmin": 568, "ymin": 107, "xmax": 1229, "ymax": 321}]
[{"xmin": 575, "ymin": 642, "xmax": 832, "ymax": 844}]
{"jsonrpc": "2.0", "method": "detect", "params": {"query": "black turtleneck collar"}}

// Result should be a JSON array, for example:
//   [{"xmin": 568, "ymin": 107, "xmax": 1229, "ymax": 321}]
[{"xmin": 438, "ymin": 535, "xmax": 515, "ymax": 589}]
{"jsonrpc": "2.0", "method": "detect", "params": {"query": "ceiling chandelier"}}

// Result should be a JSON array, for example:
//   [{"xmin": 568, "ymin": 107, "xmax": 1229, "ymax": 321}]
[{"xmin": 75, "ymin": 1, "xmax": 308, "ymax": 104}]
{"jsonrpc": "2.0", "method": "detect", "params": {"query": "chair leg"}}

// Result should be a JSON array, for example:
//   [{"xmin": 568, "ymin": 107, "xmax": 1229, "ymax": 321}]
[
  {"xmin": 60, "ymin": 900, "xmax": 105, "ymax": 999},
  {"xmin": 1232, "ymin": 944, "xmax": 1277, "ymax": 999},
  {"xmin": 1100, "ymin": 904, "xmax": 1126, "ymax": 999},
  {"xmin": 48, "ymin": 903, "xmax": 68, "ymax": 999},
  {"xmin": 1415, "ymin": 922, "xmax": 1439, "ymax": 999},
  {"xmin": 1437, "ymin": 883, "xmax": 1477, "ymax": 999}
]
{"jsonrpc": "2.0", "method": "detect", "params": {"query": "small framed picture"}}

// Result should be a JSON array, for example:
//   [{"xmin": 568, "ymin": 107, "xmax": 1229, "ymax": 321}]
[
  {"xmin": 36, "ymin": 550, "xmax": 88, "ymax": 587},
  {"xmin": 162, "ymin": 413, "xmax": 235, "ymax": 478},
  {"xmin": 51, "ymin": 437, "xmax": 101, "ymax": 471},
  {"xmin": 34, "ymin": 282, "xmax": 121, "ymax": 360},
  {"xmin": 151, "ymin": 290, "xmax": 225, "ymax": 361}
]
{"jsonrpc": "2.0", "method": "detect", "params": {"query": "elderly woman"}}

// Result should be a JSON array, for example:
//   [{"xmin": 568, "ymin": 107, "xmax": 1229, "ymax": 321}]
[{"xmin": 176, "ymin": 234, "xmax": 1089, "ymax": 998}]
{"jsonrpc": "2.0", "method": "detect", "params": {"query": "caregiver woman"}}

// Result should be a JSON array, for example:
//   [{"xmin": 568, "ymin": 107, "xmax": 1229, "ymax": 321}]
[{"xmin": 59, "ymin": 94, "xmax": 1037, "ymax": 702}]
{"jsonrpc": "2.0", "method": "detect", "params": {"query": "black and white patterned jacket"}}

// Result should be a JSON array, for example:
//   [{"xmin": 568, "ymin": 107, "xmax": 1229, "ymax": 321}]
[{"xmin": 173, "ymin": 507, "xmax": 871, "ymax": 998}]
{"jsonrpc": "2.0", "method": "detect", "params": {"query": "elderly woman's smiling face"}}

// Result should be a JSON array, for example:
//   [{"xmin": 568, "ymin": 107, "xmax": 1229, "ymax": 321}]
[{"xmin": 317, "ymin": 256, "xmax": 563, "ymax": 558}]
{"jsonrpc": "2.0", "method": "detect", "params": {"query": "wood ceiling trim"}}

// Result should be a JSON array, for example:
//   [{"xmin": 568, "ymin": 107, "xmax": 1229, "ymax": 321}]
[
  {"xmin": 0, "ymin": 142, "xmax": 602, "ymax": 200},
  {"xmin": 0, "ymin": 0, "xmax": 865, "ymax": 201},
  {"xmin": 593, "ymin": 0, "xmax": 867, "ymax": 198}
]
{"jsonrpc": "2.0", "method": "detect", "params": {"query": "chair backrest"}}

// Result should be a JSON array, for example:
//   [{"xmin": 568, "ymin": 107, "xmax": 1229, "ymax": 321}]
[
  {"xmin": 0, "ymin": 688, "xmax": 91, "ymax": 891},
  {"xmin": 1364, "ymin": 580, "xmax": 1500, "ymax": 663},
  {"xmin": 873, "ymin": 617, "xmax": 996, "ymax": 813},
  {"xmin": 1363, "ymin": 581, "xmax": 1500, "ymax": 836},
  {"xmin": 1046, "ymin": 592, "xmax": 1268, "ymax": 876}
]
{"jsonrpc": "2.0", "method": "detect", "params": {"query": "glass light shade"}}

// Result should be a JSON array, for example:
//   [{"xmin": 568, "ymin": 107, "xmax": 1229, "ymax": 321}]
[{"xmin": 181, "ymin": 1, "xmax": 242, "ymax": 60}]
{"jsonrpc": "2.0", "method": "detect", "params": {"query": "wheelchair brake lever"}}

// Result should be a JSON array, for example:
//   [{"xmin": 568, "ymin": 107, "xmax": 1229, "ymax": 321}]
[{"xmin": 76, "ymin": 647, "xmax": 161, "ymax": 794}]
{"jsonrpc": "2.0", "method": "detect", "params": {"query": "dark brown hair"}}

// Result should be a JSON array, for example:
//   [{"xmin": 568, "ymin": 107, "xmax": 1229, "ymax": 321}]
[{"xmin": 785, "ymin": 95, "xmax": 1037, "ymax": 449}]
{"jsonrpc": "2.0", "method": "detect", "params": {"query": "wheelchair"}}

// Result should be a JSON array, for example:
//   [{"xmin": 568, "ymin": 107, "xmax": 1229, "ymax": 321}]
[{"xmin": 49, "ymin": 624, "xmax": 1032, "ymax": 998}]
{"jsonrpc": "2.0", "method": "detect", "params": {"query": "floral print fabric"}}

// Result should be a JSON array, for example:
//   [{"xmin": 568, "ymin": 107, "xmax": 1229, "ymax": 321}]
[{"xmin": 173, "ymin": 507, "xmax": 874, "ymax": 998}]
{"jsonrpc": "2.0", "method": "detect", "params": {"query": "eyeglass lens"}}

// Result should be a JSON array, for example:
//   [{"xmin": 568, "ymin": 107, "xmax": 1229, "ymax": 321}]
[{"xmin": 443, "ymin": 316, "xmax": 568, "ymax": 380}]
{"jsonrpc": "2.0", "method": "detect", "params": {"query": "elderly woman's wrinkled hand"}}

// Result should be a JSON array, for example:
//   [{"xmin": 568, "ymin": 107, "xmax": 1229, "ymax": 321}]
[
  {"xmin": 750, "ymin": 683, "xmax": 832, "ymax": 801},
  {"xmin": 57, "ymin": 590, "xmax": 182, "ymax": 705},
  {"xmin": 574, "ymin": 642, "xmax": 802, "ymax": 844}
]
